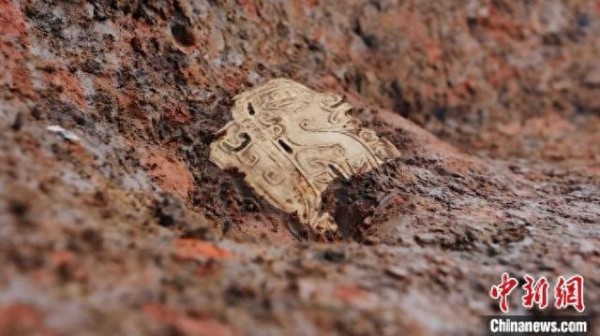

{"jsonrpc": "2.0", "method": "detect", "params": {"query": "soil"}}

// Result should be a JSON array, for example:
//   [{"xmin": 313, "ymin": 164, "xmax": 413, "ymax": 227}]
[{"xmin": 0, "ymin": 0, "xmax": 598, "ymax": 335}]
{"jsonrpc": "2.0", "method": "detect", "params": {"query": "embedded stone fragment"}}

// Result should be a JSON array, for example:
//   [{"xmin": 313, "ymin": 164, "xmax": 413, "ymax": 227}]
[{"xmin": 210, "ymin": 79, "xmax": 400, "ymax": 232}]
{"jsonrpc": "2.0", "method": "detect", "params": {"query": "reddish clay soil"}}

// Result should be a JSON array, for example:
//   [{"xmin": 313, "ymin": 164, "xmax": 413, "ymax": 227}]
[{"xmin": 0, "ymin": 1, "xmax": 598, "ymax": 335}]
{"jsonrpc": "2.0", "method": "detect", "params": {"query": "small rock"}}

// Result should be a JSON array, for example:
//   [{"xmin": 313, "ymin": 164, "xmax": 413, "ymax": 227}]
[
  {"xmin": 579, "ymin": 240, "xmax": 598, "ymax": 256},
  {"xmin": 46, "ymin": 125, "xmax": 81, "ymax": 142},
  {"xmin": 385, "ymin": 266, "xmax": 408, "ymax": 280},
  {"xmin": 583, "ymin": 67, "xmax": 600, "ymax": 87},
  {"xmin": 414, "ymin": 233, "xmax": 437, "ymax": 245},
  {"xmin": 174, "ymin": 239, "xmax": 231, "ymax": 260},
  {"xmin": 11, "ymin": 112, "xmax": 23, "ymax": 131},
  {"xmin": 321, "ymin": 249, "xmax": 345, "ymax": 263}
]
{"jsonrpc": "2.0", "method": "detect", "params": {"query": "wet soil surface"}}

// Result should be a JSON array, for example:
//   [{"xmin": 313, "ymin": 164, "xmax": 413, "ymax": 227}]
[{"xmin": 0, "ymin": 0, "xmax": 599, "ymax": 335}]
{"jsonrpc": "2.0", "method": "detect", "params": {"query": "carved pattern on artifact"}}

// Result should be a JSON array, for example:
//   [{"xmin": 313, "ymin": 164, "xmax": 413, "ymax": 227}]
[{"xmin": 210, "ymin": 79, "xmax": 400, "ymax": 232}]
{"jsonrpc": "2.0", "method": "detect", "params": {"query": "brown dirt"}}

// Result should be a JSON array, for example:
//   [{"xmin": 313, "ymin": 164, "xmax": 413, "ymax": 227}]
[{"xmin": 0, "ymin": 0, "xmax": 598, "ymax": 335}]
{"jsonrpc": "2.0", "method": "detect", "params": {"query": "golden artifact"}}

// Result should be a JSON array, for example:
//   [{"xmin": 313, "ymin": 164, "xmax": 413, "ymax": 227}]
[{"xmin": 210, "ymin": 79, "xmax": 400, "ymax": 232}]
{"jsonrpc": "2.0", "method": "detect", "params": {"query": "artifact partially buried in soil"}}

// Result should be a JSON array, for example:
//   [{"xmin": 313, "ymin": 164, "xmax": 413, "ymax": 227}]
[{"xmin": 210, "ymin": 79, "xmax": 400, "ymax": 232}]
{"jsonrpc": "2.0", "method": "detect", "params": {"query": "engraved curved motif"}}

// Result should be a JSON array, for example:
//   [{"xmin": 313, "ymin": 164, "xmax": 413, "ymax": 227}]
[
  {"xmin": 269, "ymin": 125, "xmax": 285, "ymax": 138},
  {"xmin": 294, "ymin": 145, "xmax": 351, "ymax": 183},
  {"xmin": 219, "ymin": 123, "xmax": 252, "ymax": 153},
  {"xmin": 263, "ymin": 170, "xmax": 284, "ymax": 185},
  {"xmin": 296, "ymin": 119, "xmax": 382, "ymax": 168},
  {"xmin": 255, "ymin": 110, "xmax": 281, "ymax": 126},
  {"xmin": 238, "ymin": 145, "xmax": 260, "ymax": 166}
]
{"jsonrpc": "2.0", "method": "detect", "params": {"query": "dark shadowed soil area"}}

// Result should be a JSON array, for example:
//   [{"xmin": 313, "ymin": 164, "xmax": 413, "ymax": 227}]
[{"xmin": 0, "ymin": 0, "xmax": 598, "ymax": 335}]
